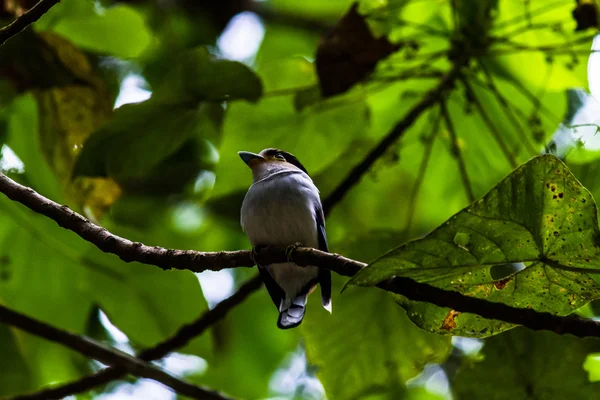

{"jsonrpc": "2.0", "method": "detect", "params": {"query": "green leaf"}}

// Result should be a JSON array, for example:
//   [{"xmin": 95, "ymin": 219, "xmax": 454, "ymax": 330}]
[
  {"xmin": 156, "ymin": 48, "xmax": 263, "ymax": 103},
  {"xmin": 73, "ymin": 100, "xmax": 221, "ymax": 190},
  {"xmin": 349, "ymin": 155, "xmax": 600, "ymax": 337},
  {"xmin": 5, "ymin": 94, "xmax": 62, "ymax": 201},
  {"xmin": 40, "ymin": 3, "xmax": 152, "ymax": 58},
  {"xmin": 302, "ymin": 278, "xmax": 451, "ymax": 400},
  {"xmin": 0, "ymin": 325, "xmax": 34, "ymax": 396},
  {"xmin": 0, "ymin": 200, "xmax": 94, "ymax": 391},
  {"xmin": 454, "ymin": 328, "xmax": 600, "ymax": 399}
]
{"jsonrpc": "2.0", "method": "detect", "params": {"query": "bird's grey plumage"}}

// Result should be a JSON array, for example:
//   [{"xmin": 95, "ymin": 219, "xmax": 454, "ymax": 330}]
[{"xmin": 239, "ymin": 149, "xmax": 332, "ymax": 329}]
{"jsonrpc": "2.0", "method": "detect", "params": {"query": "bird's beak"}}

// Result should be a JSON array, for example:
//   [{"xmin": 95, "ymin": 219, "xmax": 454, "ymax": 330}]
[{"xmin": 238, "ymin": 151, "xmax": 265, "ymax": 168}]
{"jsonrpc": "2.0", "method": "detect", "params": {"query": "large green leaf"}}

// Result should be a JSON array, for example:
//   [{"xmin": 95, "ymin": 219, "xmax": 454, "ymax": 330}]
[
  {"xmin": 302, "ymin": 279, "xmax": 451, "ymax": 400},
  {"xmin": 37, "ymin": 1, "xmax": 152, "ymax": 58},
  {"xmin": 73, "ymin": 100, "xmax": 220, "ymax": 183},
  {"xmin": 155, "ymin": 48, "xmax": 263, "ymax": 103},
  {"xmin": 349, "ymin": 155, "xmax": 600, "ymax": 337},
  {"xmin": 453, "ymin": 328, "xmax": 600, "ymax": 399},
  {"xmin": 0, "ymin": 199, "xmax": 94, "ymax": 393},
  {"xmin": 5, "ymin": 94, "xmax": 62, "ymax": 201}
]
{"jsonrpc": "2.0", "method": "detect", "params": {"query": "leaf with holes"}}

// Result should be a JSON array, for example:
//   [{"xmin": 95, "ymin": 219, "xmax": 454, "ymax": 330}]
[{"xmin": 348, "ymin": 154, "xmax": 600, "ymax": 337}]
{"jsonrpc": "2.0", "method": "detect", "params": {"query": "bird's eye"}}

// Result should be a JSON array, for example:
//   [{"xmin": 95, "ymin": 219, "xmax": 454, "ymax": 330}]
[{"xmin": 274, "ymin": 153, "xmax": 286, "ymax": 161}]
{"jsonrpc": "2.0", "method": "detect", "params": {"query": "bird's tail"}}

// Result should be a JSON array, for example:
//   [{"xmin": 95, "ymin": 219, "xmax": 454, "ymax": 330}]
[{"xmin": 277, "ymin": 293, "xmax": 308, "ymax": 329}]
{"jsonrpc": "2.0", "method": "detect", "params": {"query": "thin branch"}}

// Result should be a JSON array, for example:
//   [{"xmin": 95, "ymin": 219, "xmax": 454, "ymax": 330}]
[
  {"xmin": 489, "ymin": 34, "xmax": 596, "ymax": 55},
  {"xmin": 0, "ymin": 0, "xmax": 61, "ymax": 46},
  {"xmin": 491, "ymin": 0, "xmax": 573, "ymax": 31},
  {"xmin": 322, "ymin": 57, "xmax": 468, "ymax": 212},
  {"xmin": 3, "ymin": 172, "xmax": 600, "ymax": 338},
  {"xmin": 466, "ymin": 72, "xmax": 559, "ymax": 124},
  {"xmin": 0, "ymin": 304, "xmax": 231, "ymax": 400},
  {"xmin": 461, "ymin": 77, "xmax": 518, "ymax": 168},
  {"xmin": 7, "ymin": 275, "xmax": 262, "ymax": 400},
  {"xmin": 475, "ymin": 59, "xmax": 539, "ymax": 156},
  {"xmin": 376, "ymin": 276, "xmax": 600, "ymax": 338},
  {"xmin": 405, "ymin": 108, "xmax": 441, "ymax": 232},
  {"xmin": 440, "ymin": 100, "xmax": 475, "ymax": 203}
]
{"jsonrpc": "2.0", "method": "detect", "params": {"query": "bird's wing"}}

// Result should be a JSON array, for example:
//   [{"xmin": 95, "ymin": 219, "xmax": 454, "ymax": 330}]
[
  {"xmin": 258, "ymin": 265, "xmax": 286, "ymax": 309},
  {"xmin": 315, "ymin": 204, "xmax": 332, "ymax": 312}
]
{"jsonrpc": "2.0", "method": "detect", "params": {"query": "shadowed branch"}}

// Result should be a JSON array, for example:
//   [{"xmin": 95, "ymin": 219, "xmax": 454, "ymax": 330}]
[
  {"xmin": 0, "ymin": 304, "xmax": 232, "ymax": 400},
  {"xmin": 2, "ymin": 171, "xmax": 600, "ymax": 339},
  {"xmin": 0, "ymin": 0, "xmax": 61, "ymax": 46},
  {"xmin": 6, "ymin": 275, "xmax": 262, "ymax": 400}
]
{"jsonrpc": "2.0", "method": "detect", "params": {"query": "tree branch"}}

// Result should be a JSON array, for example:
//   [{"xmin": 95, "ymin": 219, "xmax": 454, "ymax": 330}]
[
  {"xmin": 440, "ymin": 99, "xmax": 475, "ymax": 203},
  {"xmin": 0, "ymin": 304, "xmax": 231, "ymax": 400},
  {"xmin": 321, "ymin": 58, "xmax": 467, "ymax": 212},
  {"xmin": 460, "ymin": 76, "xmax": 518, "ymax": 168},
  {"xmin": 0, "ymin": 0, "xmax": 61, "ymax": 46},
  {"xmin": 7, "ymin": 275, "xmax": 262, "ymax": 400},
  {"xmin": 3, "ymin": 170, "xmax": 600, "ymax": 338}
]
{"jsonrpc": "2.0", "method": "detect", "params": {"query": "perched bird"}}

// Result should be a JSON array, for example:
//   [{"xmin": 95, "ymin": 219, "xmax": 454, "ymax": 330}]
[{"xmin": 239, "ymin": 148, "xmax": 332, "ymax": 329}]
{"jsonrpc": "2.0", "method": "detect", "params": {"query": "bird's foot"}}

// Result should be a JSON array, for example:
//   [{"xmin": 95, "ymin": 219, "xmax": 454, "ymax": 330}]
[
  {"xmin": 285, "ymin": 242, "xmax": 303, "ymax": 262},
  {"xmin": 251, "ymin": 245, "xmax": 267, "ymax": 266}
]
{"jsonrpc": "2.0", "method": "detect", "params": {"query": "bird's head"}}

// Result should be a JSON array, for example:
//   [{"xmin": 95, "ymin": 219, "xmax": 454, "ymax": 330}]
[{"xmin": 238, "ymin": 148, "xmax": 308, "ymax": 181}]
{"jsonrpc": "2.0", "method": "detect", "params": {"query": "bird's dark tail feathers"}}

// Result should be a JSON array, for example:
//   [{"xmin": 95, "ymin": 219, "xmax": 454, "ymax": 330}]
[{"xmin": 277, "ymin": 293, "xmax": 308, "ymax": 329}]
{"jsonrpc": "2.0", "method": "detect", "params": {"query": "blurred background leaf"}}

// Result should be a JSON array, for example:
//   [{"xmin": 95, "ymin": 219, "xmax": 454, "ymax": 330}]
[{"xmin": 0, "ymin": 0, "xmax": 599, "ymax": 399}]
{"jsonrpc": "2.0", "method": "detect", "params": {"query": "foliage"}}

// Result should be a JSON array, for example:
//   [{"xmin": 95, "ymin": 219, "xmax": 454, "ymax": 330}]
[
  {"xmin": 0, "ymin": 0, "xmax": 600, "ymax": 399},
  {"xmin": 349, "ymin": 155, "xmax": 600, "ymax": 337}
]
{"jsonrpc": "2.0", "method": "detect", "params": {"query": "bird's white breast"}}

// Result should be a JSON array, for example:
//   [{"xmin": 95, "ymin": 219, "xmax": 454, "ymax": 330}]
[
  {"xmin": 241, "ymin": 170, "xmax": 321, "ymax": 302},
  {"xmin": 241, "ymin": 170, "xmax": 320, "ymax": 248}
]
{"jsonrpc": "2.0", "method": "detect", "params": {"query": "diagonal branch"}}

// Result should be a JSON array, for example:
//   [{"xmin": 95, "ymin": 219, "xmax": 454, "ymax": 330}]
[
  {"xmin": 440, "ymin": 99, "xmax": 475, "ymax": 203},
  {"xmin": 7, "ymin": 275, "xmax": 262, "ymax": 400},
  {"xmin": 405, "ymin": 108, "xmax": 441, "ymax": 232},
  {"xmin": 461, "ymin": 77, "xmax": 518, "ymax": 168},
  {"xmin": 0, "ymin": 0, "xmax": 61, "ymax": 46},
  {"xmin": 322, "ymin": 58, "xmax": 467, "ymax": 212},
  {"xmin": 475, "ymin": 58, "xmax": 539, "ymax": 156},
  {"xmin": 0, "ymin": 304, "xmax": 231, "ymax": 400},
  {"xmin": 2, "ymin": 171, "xmax": 600, "ymax": 338}
]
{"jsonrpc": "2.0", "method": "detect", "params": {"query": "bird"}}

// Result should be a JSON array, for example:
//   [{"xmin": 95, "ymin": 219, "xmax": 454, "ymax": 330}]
[{"xmin": 239, "ymin": 148, "xmax": 332, "ymax": 329}]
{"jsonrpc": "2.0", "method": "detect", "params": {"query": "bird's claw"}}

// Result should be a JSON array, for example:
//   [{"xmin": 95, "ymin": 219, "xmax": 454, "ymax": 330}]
[
  {"xmin": 285, "ymin": 242, "xmax": 303, "ymax": 262},
  {"xmin": 251, "ymin": 245, "xmax": 266, "ymax": 266}
]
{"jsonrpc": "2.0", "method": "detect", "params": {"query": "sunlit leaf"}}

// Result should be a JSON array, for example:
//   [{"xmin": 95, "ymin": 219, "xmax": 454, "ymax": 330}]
[{"xmin": 39, "ymin": 2, "xmax": 152, "ymax": 58}]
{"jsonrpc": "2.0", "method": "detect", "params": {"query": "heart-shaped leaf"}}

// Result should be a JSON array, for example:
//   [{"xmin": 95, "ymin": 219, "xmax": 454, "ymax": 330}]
[{"xmin": 348, "ymin": 155, "xmax": 600, "ymax": 337}]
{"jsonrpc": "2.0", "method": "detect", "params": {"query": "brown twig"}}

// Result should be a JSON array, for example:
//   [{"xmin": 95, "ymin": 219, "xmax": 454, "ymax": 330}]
[
  {"xmin": 0, "ymin": 0, "xmax": 62, "ymax": 46},
  {"xmin": 0, "ymin": 304, "xmax": 231, "ymax": 400}
]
